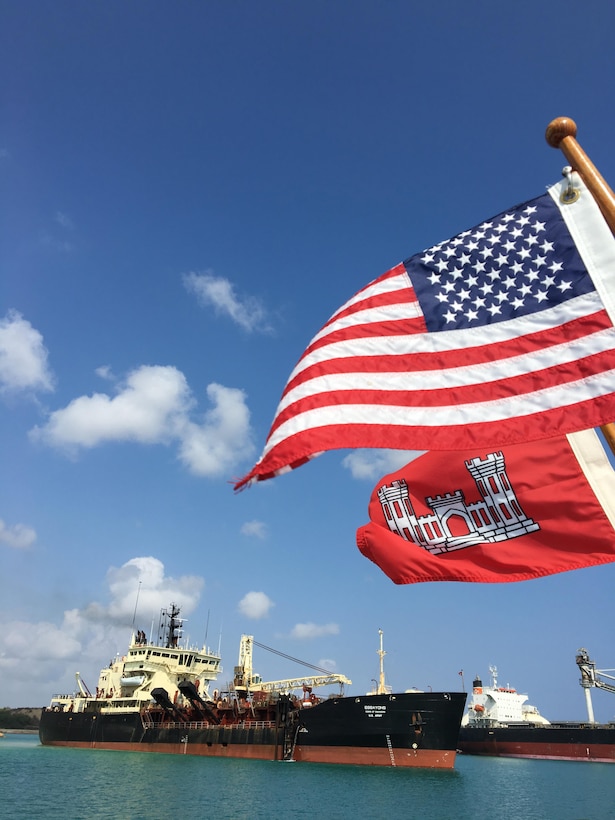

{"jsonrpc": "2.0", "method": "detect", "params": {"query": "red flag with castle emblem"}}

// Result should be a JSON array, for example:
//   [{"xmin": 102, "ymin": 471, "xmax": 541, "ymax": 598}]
[{"xmin": 356, "ymin": 429, "xmax": 615, "ymax": 583}]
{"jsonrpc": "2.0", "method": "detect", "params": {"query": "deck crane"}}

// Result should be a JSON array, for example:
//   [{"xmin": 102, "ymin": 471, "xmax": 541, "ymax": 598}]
[
  {"xmin": 575, "ymin": 648, "xmax": 615, "ymax": 724},
  {"xmin": 232, "ymin": 635, "xmax": 351, "ymax": 698}
]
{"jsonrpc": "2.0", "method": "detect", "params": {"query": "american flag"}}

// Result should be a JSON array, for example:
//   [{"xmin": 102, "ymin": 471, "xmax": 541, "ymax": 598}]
[{"xmin": 236, "ymin": 174, "xmax": 615, "ymax": 489}]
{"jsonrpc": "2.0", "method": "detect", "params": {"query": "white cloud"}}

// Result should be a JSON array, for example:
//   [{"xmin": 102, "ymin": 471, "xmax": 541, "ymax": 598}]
[
  {"xmin": 290, "ymin": 622, "xmax": 340, "ymax": 640},
  {"xmin": 31, "ymin": 365, "xmax": 192, "ymax": 449},
  {"xmin": 177, "ymin": 383, "xmax": 254, "ymax": 477},
  {"xmin": 240, "ymin": 520, "xmax": 268, "ymax": 539},
  {"xmin": 183, "ymin": 271, "xmax": 271, "ymax": 333},
  {"xmin": 0, "ymin": 310, "xmax": 54, "ymax": 395},
  {"xmin": 39, "ymin": 233, "xmax": 74, "ymax": 253},
  {"xmin": 55, "ymin": 211, "xmax": 75, "ymax": 230},
  {"xmin": 0, "ymin": 557, "xmax": 205, "ymax": 704},
  {"xmin": 82, "ymin": 556, "xmax": 203, "ymax": 626},
  {"xmin": 238, "ymin": 591, "xmax": 274, "ymax": 620},
  {"xmin": 1, "ymin": 616, "xmax": 83, "ymax": 664},
  {"xmin": 29, "ymin": 367, "xmax": 254, "ymax": 478},
  {"xmin": 0, "ymin": 519, "xmax": 37, "ymax": 550},
  {"xmin": 39, "ymin": 211, "xmax": 76, "ymax": 253},
  {"xmin": 342, "ymin": 448, "xmax": 425, "ymax": 480},
  {"xmin": 95, "ymin": 364, "xmax": 114, "ymax": 380}
]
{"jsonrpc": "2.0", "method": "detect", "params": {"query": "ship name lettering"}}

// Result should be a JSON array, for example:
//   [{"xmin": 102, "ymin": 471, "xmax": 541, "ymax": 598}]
[{"xmin": 364, "ymin": 705, "xmax": 387, "ymax": 717}]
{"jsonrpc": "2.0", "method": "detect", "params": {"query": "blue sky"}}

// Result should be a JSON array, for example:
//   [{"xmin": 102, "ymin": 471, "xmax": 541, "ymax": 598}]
[{"xmin": 2, "ymin": 0, "xmax": 615, "ymax": 720}]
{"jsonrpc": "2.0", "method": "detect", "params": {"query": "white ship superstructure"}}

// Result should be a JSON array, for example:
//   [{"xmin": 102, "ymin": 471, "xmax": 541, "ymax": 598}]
[
  {"xmin": 462, "ymin": 666, "xmax": 550, "ymax": 727},
  {"xmin": 48, "ymin": 603, "xmax": 221, "ymax": 715}
]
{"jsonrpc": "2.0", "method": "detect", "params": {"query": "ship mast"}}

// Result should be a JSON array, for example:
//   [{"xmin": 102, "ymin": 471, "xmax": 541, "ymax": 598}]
[{"xmin": 377, "ymin": 629, "xmax": 387, "ymax": 695}]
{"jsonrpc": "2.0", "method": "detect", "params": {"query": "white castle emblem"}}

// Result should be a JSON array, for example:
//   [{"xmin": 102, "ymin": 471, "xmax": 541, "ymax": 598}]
[{"xmin": 377, "ymin": 451, "xmax": 540, "ymax": 555}]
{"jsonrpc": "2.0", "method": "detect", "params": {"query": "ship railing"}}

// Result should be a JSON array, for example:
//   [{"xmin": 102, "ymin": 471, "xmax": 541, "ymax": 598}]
[{"xmin": 140, "ymin": 715, "xmax": 277, "ymax": 731}]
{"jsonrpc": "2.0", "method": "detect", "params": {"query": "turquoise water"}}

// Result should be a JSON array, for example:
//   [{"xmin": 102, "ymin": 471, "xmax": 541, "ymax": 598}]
[{"xmin": 1, "ymin": 734, "xmax": 614, "ymax": 819}]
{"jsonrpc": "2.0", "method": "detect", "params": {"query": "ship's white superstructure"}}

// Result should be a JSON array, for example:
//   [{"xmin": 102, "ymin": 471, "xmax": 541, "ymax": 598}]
[
  {"xmin": 47, "ymin": 608, "xmax": 352, "ymax": 719},
  {"xmin": 461, "ymin": 666, "xmax": 550, "ymax": 727},
  {"xmin": 48, "ymin": 604, "xmax": 221, "ymax": 715}
]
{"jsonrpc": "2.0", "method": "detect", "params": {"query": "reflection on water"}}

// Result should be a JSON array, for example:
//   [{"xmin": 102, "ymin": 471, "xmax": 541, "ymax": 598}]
[{"xmin": 2, "ymin": 735, "xmax": 614, "ymax": 820}]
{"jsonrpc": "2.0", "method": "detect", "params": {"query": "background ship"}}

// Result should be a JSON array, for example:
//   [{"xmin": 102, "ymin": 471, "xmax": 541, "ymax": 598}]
[
  {"xmin": 40, "ymin": 605, "xmax": 466, "ymax": 768},
  {"xmin": 457, "ymin": 649, "xmax": 615, "ymax": 762}
]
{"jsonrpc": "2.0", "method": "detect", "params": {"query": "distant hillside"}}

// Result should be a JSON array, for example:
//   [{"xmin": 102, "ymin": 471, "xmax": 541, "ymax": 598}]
[{"xmin": 0, "ymin": 707, "xmax": 43, "ymax": 729}]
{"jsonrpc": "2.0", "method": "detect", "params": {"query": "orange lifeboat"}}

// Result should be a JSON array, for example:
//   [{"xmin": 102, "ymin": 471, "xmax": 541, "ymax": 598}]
[{"xmin": 474, "ymin": 704, "xmax": 485, "ymax": 712}]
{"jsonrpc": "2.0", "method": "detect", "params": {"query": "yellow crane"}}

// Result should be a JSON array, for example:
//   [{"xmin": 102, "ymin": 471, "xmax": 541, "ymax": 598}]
[{"xmin": 232, "ymin": 635, "xmax": 351, "ymax": 696}]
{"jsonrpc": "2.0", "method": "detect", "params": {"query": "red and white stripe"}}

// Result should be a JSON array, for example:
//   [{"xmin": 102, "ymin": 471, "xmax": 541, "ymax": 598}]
[{"xmin": 236, "ymin": 177, "xmax": 615, "ymax": 489}]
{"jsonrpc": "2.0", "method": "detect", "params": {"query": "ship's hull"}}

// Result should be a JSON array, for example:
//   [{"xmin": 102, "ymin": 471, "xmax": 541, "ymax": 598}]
[
  {"xmin": 458, "ymin": 723, "xmax": 615, "ymax": 762},
  {"xmin": 40, "ymin": 691, "xmax": 466, "ymax": 769},
  {"xmin": 39, "ymin": 712, "xmax": 284, "ymax": 760},
  {"xmin": 293, "ymin": 691, "xmax": 465, "ymax": 768}
]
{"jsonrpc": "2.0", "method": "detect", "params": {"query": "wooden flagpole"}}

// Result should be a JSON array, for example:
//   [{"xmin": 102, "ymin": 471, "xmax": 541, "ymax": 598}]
[
  {"xmin": 545, "ymin": 116, "xmax": 615, "ymax": 456},
  {"xmin": 546, "ymin": 117, "xmax": 615, "ymax": 230}
]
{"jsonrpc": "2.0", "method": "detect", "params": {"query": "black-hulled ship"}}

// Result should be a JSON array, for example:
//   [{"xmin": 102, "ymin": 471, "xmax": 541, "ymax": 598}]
[
  {"xmin": 457, "ymin": 650, "xmax": 615, "ymax": 762},
  {"xmin": 40, "ymin": 606, "xmax": 466, "ymax": 768}
]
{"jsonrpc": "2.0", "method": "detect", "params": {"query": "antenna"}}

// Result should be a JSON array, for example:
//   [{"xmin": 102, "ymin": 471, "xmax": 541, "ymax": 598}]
[
  {"xmin": 204, "ymin": 609, "xmax": 210, "ymax": 645},
  {"xmin": 131, "ymin": 581, "xmax": 142, "ymax": 628}
]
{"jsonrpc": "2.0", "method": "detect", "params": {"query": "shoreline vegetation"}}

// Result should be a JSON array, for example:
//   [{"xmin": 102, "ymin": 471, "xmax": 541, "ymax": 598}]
[{"xmin": 0, "ymin": 708, "xmax": 42, "ymax": 732}]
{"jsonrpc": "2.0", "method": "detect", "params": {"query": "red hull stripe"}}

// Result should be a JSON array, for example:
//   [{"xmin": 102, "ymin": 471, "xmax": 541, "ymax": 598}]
[
  {"xmin": 293, "ymin": 744, "xmax": 456, "ymax": 769},
  {"xmin": 459, "ymin": 742, "xmax": 615, "ymax": 762},
  {"xmin": 42, "ymin": 740, "xmax": 281, "ymax": 760},
  {"xmin": 42, "ymin": 740, "xmax": 457, "ymax": 768}
]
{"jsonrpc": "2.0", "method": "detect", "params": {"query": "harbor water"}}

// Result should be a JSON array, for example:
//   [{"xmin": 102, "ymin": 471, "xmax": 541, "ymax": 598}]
[{"xmin": 2, "ymin": 733, "xmax": 614, "ymax": 819}]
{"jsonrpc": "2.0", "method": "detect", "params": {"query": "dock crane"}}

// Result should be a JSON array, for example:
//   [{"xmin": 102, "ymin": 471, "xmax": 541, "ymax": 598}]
[{"xmin": 575, "ymin": 648, "xmax": 615, "ymax": 724}]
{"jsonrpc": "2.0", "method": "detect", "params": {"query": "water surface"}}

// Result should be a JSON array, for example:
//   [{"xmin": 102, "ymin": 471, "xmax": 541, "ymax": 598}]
[{"xmin": 1, "ymin": 734, "xmax": 613, "ymax": 819}]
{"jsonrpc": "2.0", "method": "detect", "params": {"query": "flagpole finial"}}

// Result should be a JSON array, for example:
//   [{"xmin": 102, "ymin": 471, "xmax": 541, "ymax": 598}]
[{"xmin": 545, "ymin": 117, "xmax": 577, "ymax": 148}]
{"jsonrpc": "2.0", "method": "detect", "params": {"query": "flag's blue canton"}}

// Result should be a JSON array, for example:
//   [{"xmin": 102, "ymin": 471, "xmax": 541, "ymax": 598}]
[{"xmin": 404, "ymin": 193, "xmax": 595, "ymax": 333}]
